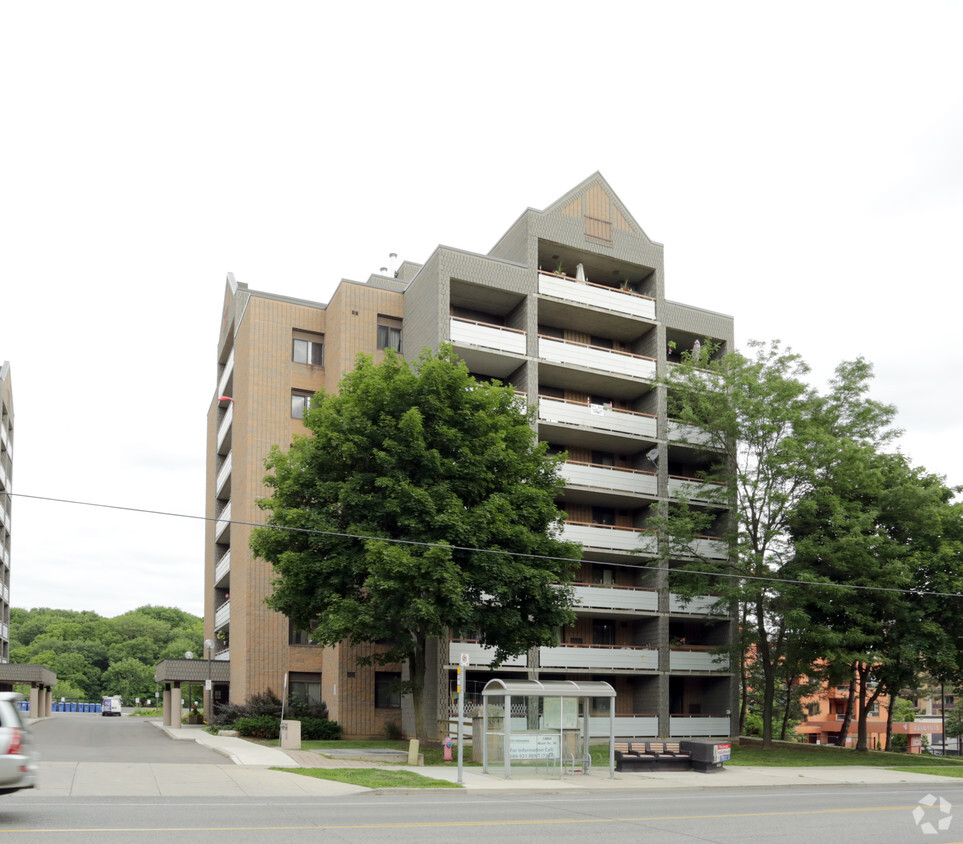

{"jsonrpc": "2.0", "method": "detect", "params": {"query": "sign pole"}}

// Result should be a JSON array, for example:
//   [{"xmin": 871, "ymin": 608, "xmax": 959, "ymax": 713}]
[{"xmin": 458, "ymin": 653, "xmax": 469, "ymax": 785}]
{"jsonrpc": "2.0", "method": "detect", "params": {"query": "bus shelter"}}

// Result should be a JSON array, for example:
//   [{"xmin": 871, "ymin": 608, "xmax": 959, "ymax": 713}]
[{"xmin": 481, "ymin": 678, "xmax": 616, "ymax": 779}]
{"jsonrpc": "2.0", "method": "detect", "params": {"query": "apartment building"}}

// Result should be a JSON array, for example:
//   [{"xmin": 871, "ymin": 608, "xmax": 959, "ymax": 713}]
[
  {"xmin": 205, "ymin": 173, "xmax": 737, "ymax": 739},
  {"xmin": 0, "ymin": 362, "xmax": 12, "ymax": 663}
]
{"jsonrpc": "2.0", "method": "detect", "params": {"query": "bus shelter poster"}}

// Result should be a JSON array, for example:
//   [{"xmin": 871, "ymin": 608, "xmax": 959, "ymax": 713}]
[{"xmin": 543, "ymin": 697, "xmax": 578, "ymax": 730}]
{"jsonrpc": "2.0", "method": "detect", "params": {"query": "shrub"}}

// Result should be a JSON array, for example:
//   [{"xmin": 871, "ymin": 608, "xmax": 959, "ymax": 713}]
[
  {"xmin": 234, "ymin": 715, "xmax": 281, "ymax": 739},
  {"xmin": 300, "ymin": 717, "xmax": 341, "ymax": 740},
  {"xmin": 210, "ymin": 688, "xmax": 330, "ymax": 726}
]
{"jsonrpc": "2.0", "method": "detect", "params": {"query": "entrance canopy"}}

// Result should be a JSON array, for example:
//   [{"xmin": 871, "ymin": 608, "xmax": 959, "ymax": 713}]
[
  {"xmin": 0, "ymin": 664, "xmax": 57, "ymax": 690},
  {"xmin": 481, "ymin": 678, "xmax": 616, "ymax": 779}
]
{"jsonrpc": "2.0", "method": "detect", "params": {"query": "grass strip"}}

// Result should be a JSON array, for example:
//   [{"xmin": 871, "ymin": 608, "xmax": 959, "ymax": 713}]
[
  {"xmin": 272, "ymin": 767, "xmax": 462, "ymax": 788},
  {"xmin": 888, "ymin": 766, "xmax": 963, "ymax": 779}
]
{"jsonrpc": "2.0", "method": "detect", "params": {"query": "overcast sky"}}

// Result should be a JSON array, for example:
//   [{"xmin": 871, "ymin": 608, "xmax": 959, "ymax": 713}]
[{"xmin": 2, "ymin": 2, "xmax": 961, "ymax": 619}]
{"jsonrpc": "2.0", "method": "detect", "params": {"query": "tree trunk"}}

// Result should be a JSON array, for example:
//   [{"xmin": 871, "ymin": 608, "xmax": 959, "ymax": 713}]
[
  {"xmin": 755, "ymin": 599, "xmax": 777, "ymax": 748},
  {"xmin": 837, "ymin": 669, "xmax": 856, "ymax": 747},
  {"xmin": 884, "ymin": 690, "xmax": 895, "ymax": 751},
  {"xmin": 780, "ymin": 674, "xmax": 794, "ymax": 741},
  {"xmin": 739, "ymin": 603, "xmax": 750, "ymax": 736},
  {"xmin": 855, "ymin": 663, "xmax": 869, "ymax": 752},
  {"xmin": 408, "ymin": 634, "xmax": 438, "ymax": 741}
]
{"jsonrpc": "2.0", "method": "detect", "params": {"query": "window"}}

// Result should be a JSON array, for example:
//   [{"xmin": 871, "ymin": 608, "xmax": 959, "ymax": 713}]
[
  {"xmin": 375, "ymin": 671, "xmax": 402, "ymax": 709},
  {"xmin": 593, "ymin": 506, "xmax": 616, "ymax": 526},
  {"xmin": 291, "ymin": 390, "xmax": 313, "ymax": 419},
  {"xmin": 292, "ymin": 334, "xmax": 324, "ymax": 366},
  {"xmin": 593, "ymin": 619, "xmax": 615, "ymax": 646},
  {"xmin": 289, "ymin": 619, "xmax": 320, "ymax": 646},
  {"xmin": 289, "ymin": 672, "xmax": 323, "ymax": 707},
  {"xmin": 377, "ymin": 316, "xmax": 403, "ymax": 353}
]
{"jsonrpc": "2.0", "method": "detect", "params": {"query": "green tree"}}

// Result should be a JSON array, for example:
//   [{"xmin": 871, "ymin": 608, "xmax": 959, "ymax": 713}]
[
  {"xmin": 101, "ymin": 657, "xmax": 154, "ymax": 703},
  {"xmin": 944, "ymin": 706, "xmax": 963, "ymax": 756},
  {"xmin": 250, "ymin": 346, "xmax": 580, "ymax": 739}
]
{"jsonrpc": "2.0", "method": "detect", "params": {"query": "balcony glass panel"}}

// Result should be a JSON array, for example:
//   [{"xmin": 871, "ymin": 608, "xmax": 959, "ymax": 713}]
[
  {"xmin": 669, "ymin": 716, "xmax": 731, "ymax": 737},
  {"xmin": 561, "ymin": 522, "xmax": 657, "ymax": 554},
  {"xmin": 538, "ymin": 272, "xmax": 656, "ymax": 320},
  {"xmin": 215, "ymin": 502, "xmax": 232, "ymax": 540},
  {"xmin": 561, "ymin": 461, "xmax": 657, "ymax": 497},
  {"xmin": 449, "ymin": 640, "xmax": 527, "ymax": 667},
  {"xmin": 214, "ymin": 649, "xmax": 230, "ymax": 661},
  {"xmin": 539, "ymin": 644, "xmax": 658, "ymax": 670},
  {"xmin": 215, "ymin": 452, "xmax": 232, "ymax": 494},
  {"xmin": 687, "ymin": 537, "xmax": 727, "ymax": 559},
  {"xmin": 668, "ymin": 594, "xmax": 722, "ymax": 615},
  {"xmin": 214, "ymin": 600, "xmax": 231, "ymax": 630},
  {"xmin": 669, "ymin": 649, "xmax": 729, "ymax": 671},
  {"xmin": 668, "ymin": 476, "xmax": 727, "ymax": 504},
  {"xmin": 216, "ymin": 402, "xmax": 234, "ymax": 452},
  {"xmin": 217, "ymin": 348, "xmax": 235, "ymax": 398},
  {"xmin": 538, "ymin": 397, "xmax": 656, "ymax": 439},
  {"xmin": 214, "ymin": 550, "xmax": 231, "ymax": 584},
  {"xmin": 589, "ymin": 716, "xmax": 658, "ymax": 737},
  {"xmin": 450, "ymin": 317, "xmax": 526, "ymax": 355},
  {"xmin": 538, "ymin": 337, "xmax": 656, "ymax": 380},
  {"xmin": 667, "ymin": 420, "xmax": 715, "ymax": 447},
  {"xmin": 571, "ymin": 583, "xmax": 658, "ymax": 612}
]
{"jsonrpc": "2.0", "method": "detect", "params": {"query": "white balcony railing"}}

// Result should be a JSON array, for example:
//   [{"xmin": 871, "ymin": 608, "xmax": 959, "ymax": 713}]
[
  {"xmin": 214, "ymin": 649, "xmax": 230, "ymax": 661},
  {"xmin": 538, "ymin": 273, "xmax": 656, "ymax": 321},
  {"xmin": 214, "ymin": 600, "xmax": 231, "ymax": 630},
  {"xmin": 449, "ymin": 640, "xmax": 527, "ymax": 667},
  {"xmin": 561, "ymin": 461, "xmax": 657, "ymax": 498},
  {"xmin": 215, "ymin": 452, "xmax": 232, "ymax": 495},
  {"xmin": 669, "ymin": 716, "xmax": 731, "ymax": 737},
  {"xmin": 538, "ymin": 396, "xmax": 657, "ymax": 439},
  {"xmin": 216, "ymin": 401, "xmax": 234, "ymax": 453},
  {"xmin": 0, "ymin": 423, "xmax": 10, "ymax": 455},
  {"xmin": 589, "ymin": 716, "xmax": 659, "ymax": 738},
  {"xmin": 0, "ymin": 462, "xmax": 7, "ymax": 490},
  {"xmin": 668, "ymin": 476, "xmax": 727, "ymax": 505},
  {"xmin": 215, "ymin": 502, "xmax": 232, "ymax": 540},
  {"xmin": 669, "ymin": 650, "xmax": 729, "ymax": 672},
  {"xmin": 1, "ymin": 582, "xmax": 8, "ymax": 603},
  {"xmin": 686, "ymin": 537, "xmax": 728, "ymax": 560},
  {"xmin": 668, "ymin": 594, "xmax": 722, "ymax": 615},
  {"xmin": 539, "ymin": 644, "xmax": 659, "ymax": 670},
  {"xmin": 214, "ymin": 550, "xmax": 231, "ymax": 584},
  {"xmin": 0, "ymin": 622, "xmax": 7, "ymax": 640},
  {"xmin": 538, "ymin": 337, "xmax": 656, "ymax": 381},
  {"xmin": 450, "ymin": 317, "xmax": 526, "ymax": 356},
  {"xmin": 561, "ymin": 522, "xmax": 657, "ymax": 555},
  {"xmin": 571, "ymin": 583, "xmax": 658, "ymax": 613},
  {"xmin": 216, "ymin": 348, "xmax": 234, "ymax": 399},
  {"xmin": 667, "ymin": 420, "xmax": 716, "ymax": 448}
]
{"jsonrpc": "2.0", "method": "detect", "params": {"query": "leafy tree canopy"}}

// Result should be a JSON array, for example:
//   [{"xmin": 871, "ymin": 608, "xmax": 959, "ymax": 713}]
[{"xmin": 250, "ymin": 346, "xmax": 580, "ymax": 737}]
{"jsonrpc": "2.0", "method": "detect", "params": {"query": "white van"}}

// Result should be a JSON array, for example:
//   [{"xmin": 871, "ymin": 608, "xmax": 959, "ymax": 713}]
[{"xmin": 101, "ymin": 695, "xmax": 123, "ymax": 717}]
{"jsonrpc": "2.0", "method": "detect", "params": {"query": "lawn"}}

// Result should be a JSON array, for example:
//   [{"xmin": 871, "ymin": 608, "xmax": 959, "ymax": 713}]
[
  {"xmin": 272, "ymin": 767, "xmax": 462, "ymax": 788},
  {"xmin": 727, "ymin": 743, "xmax": 963, "ymax": 768},
  {"xmin": 259, "ymin": 738, "xmax": 482, "ymax": 767}
]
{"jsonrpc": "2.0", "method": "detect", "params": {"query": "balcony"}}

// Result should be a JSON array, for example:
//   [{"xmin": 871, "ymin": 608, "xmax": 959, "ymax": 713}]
[
  {"xmin": 539, "ymin": 336, "xmax": 656, "ymax": 382},
  {"xmin": 214, "ymin": 648, "xmax": 230, "ymax": 661},
  {"xmin": 0, "ymin": 423, "xmax": 10, "ymax": 455},
  {"xmin": 561, "ymin": 521, "xmax": 657, "ymax": 557},
  {"xmin": 669, "ymin": 648, "xmax": 729, "ymax": 672},
  {"xmin": 668, "ymin": 420, "xmax": 716, "ymax": 449},
  {"xmin": 215, "ymin": 451, "xmax": 232, "ymax": 497},
  {"xmin": 538, "ymin": 396, "xmax": 657, "ymax": 442},
  {"xmin": 214, "ymin": 549, "xmax": 231, "ymax": 585},
  {"xmin": 216, "ymin": 402, "xmax": 234, "ymax": 454},
  {"xmin": 450, "ymin": 316, "xmax": 526, "ymax": 355},
  {"xmin": 668, "ymin": 475, "xmax": 727, "ymax": 505},
  {"xmin": 449, "ymin": 640, "xmax": 527, "ymax": 668},
  {"xmin": 0, "ymin": 462, "xmax": 7, "ymax": 490},
  {"xmin": 589, "ymin": 715, "xmax": 659, "ymax": 737},
  {"xmin": 1, "ymin": 582, "xmax": 8, "ymax": 603},
  {"xmin": 217, "ymin": 348, "xmax": 234, "ymax": 399},
  {"xmin": 215, "ymin": 502, "xmax": 232, "ymax": 542},
  {"xmin": 538, "ymin": 272, "xmax": 656, "ymax": 321},
  {"xmin": 668, "ymin": 594, "xmax": 722, "ymax": 615},
  {"xmin": 214, "ymin": 600, "xmax": 231, "ymax": 630},
  {"xmin": 685, "ymin": 537, "xmax": 727, "ymax": 560},
  {"xmin": 561, "ymin": 460, "xmax": 657, "ymax": 501},
  {"xmin": 540, "ymin": 644, "xmax": 659, "ymax": 670},
  {"xmin": 571, "ymin": 583, "xmax": 658, "ymax": 613},
  {"xmin": 669, "ymin": 715, "xmax": 730, "ymax": 737}
]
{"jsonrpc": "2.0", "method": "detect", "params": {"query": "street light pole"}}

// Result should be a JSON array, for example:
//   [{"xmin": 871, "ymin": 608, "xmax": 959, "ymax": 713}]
[{"xmin": 204, "ymin": 638, "xmax": 216, "ymax": 721}]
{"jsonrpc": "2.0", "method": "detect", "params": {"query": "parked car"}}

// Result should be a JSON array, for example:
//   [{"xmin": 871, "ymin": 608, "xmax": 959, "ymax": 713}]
[{"xmin": 0, "ymin": 692, "xmax": 38, "ymax": 795}]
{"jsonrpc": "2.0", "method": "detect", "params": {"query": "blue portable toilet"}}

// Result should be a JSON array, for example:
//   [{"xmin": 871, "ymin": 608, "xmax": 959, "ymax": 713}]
[
  {"xmin": 82, "ymin": 702, "xmax": 89, "ymax": 713},
  {"xmin": 69, "ymin": 702, "xmax": 76, "ymax": 712},
  {"xmin": 94, "ymin": 703, "xmax": 101, "ymax": 714}
]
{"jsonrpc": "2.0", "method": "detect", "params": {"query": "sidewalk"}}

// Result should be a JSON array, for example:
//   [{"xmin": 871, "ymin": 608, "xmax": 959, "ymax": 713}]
[{"xmin": 152, "ymin": 722, "xmax": 963, "ymax": 794}]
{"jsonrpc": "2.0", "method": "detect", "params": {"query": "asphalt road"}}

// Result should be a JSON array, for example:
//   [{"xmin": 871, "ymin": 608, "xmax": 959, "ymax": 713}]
[
  {"xmin": 3, "ymin": 785, "xmax": 963, "ymax": 842},
  {"xmin": 29, "ymin": 712, "xmax": 225, "ymax": 763}
]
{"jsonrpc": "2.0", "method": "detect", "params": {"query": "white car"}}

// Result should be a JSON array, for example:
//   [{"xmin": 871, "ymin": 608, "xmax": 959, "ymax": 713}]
[{"xmin": 0, "ymin": 692, "xmax": 37, "ymax": 795}]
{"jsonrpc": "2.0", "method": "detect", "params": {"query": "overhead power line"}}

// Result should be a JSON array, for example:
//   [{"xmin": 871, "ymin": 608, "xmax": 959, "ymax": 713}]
[{"xmin": 3, "ymin": 490, "xmax": 962, "ymax": 600}]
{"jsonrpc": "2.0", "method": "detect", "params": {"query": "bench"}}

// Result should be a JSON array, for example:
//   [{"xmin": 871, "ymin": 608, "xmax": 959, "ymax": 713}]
[{"xmin": 615, "ymin": 741, "xmax": 694, "ymax": 772}]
